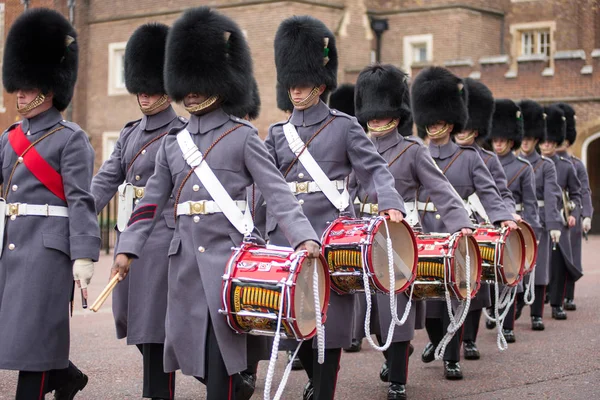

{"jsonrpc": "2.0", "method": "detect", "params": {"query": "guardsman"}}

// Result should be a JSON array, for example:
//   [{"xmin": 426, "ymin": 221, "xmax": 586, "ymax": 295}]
[
  {"xmin": 540, "ymin": 105, "xmax": 582, "ymax": 320},
  {"xmin": 410, "ymin": 67, "xmax": 516, "ymax": 380},
  {"xmin": 453, "ymin": 78, "xmax": 517, "ymax": 359},
  {"xmin": 351, "ymin": 64, "xmax": 474, "ymax": 399},
  {"xmin": 110, "ymin": 8, "xmax": 321, "ymax": 399},
  {"xmin": 91, "ymin": 23, "xmax": 185, "ymax": 400},
  {"xmin": 555, "ymin": 103, "xmax": 593, "ymax": 311},
  {"xmin": 489, "ymin": 99, "xmax": 541, "ymax": 342},
  {"xmin": 0, "ymin": 9, "xmax": 101, "ymax": 399},
  {"xmin": 266, "ymin": 16, "xmax": 405, "ymax": 400},
  {"xmin": 517, "ymin": 100, "xmax": 563, "ymax": 331}
]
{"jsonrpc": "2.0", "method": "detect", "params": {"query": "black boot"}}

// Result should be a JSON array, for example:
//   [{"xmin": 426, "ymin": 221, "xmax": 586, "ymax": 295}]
[
  {"xmin": 421, "ymin": 342, "xmax": 435, "ymax": 363},
  {"xmin": 485, "ymin": 316, "xmax": 496, "ymax": 330},
  {"xmin": 343, "ymin": 338, "xmax": 362, "ymax": 353},
  {"xmin": 502, "ymin": 329, "xmax": 516, "ymax": 343},
  {"xmin": 303, "ymin": 380, "xmax": 314, "ymax": 400},
  {"xmin": 552, "ymin": 306, "xmax": 567, "ymax": 320},
  {"xmin": 463, "ymin": 340, "xmax": 480, "ymax": 360},
  {"xmin": 53, "ymin": 367, "xmax": 88, "ymax": 400},
  {"xmin": 564, "ymin": 299, "xmax": 577, "ymax": 311},
  {"xmin": 288, "ymin": 351, "xmax": 304, "ymax": 371},
  {"xmin": 531, "ymin": 316, "xmax": 545, "ymax": 331},
  {"xmin": 236, "ymin": 371, "xmax": 256, "ymax": 400},
  {"xmin": 387, "ymin": 383, "xmax": 407, "ymax": 400},
  {"xmin": 380, "ymin": 361, "xmax": 389, "ymax": 382},
  {"xmin": 444, "ymin": 361, "xmax": 463, "ymax": 380}
]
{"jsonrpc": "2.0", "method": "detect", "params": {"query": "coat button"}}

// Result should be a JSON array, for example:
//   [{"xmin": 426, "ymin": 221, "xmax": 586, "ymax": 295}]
[
  {"xmin": 193, "ymin": 185, "xmax": 200, "ymax": 192},
  {"xmin": 10, "ymin": 215, "xmax": 16, "ymax": 221},
  {"xmin": 11, "ymin": 185, "xmax": 17, "ymax": 192},
  {"xmin": 141, "ymin": 149, "xmax": 147, "ymax": 155},
  {"xmin": 17, "ymin": 157, "xmax": 23, "ymax": 163},
  {"xmin": 193, "ymin": 216, "xmax": 200, "ymax": 223},
  {"xmin": 435, "ymin": 214, "xmax": 441, "ymax": 220},
  {"xmin": 299, "ymin": 199, "xmax": 304, "ymax": 205},
  {"xmin": 298, "ymin": 173, "xmax": 304, "ymax": 179},
  {"xmin": 8, "ymin": 243, "xmax": 15, "ymax": 250},
  {"xmin": 135, "ymin": 175, "xmax": 141, "ymax": 181},
  {"xmin": 198, "ymin": 246, "xmax": 205, "ymax": 253}
]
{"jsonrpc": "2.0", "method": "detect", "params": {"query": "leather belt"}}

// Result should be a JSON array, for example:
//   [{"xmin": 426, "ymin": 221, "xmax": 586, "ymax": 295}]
[
  {"xmin": 288, "ymin": 180, "xmax": 346, "ymax": 194},
  {"xmin": 5, "ymin": 203, "xmax": 69, "ymax": 218},
  {"xmin": 176, "ymin": 200, "xmax": 247, "ymax": 216}
]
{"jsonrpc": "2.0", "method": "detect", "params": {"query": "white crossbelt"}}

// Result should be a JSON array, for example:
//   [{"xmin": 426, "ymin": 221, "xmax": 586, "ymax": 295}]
[
  {"xmin": 357, "ymin": 200, "xmax": 421, "ymax": 227},
  {"xmin": 537, "ymin": 200, "xmax": 545, "ymax": 208},
  {"xmin": 466, "ymin": 193, "xmax": 490, "ymax": 223},
  {"xmin": 515, "ymin": 204, "xmax": 523, "ymax": 212},
  {"xmin": 117, "ymin": 183, "xmax": 146, "ymax": 232},
  {"xmin": 288, "ymin": 180, "xmax": 345, "ymax": 194},
  {"xmin": 176, "ymin": 129, "xmax": 254, "ymax": 236},
  {"xmin": 4, "ymin": 203, "xmax": 69, "ymax": 217},
  {"xmin": 283, "ymin": 122, "xmax": 350, "ymax": 211},
  {"xmin": 176, "ymin": 200, "xmax": 247, "ymax": 216}
]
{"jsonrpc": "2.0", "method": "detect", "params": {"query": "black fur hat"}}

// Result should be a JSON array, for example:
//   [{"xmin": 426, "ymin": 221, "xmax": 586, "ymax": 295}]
[
  {"xmin": 276, "ymin": 81, "xmax": 293, "ymax": 113},
  {"xmin": 410, "ymin": 66, "xmax": 468, "ymax": 137},
  {"xmin": 544, "ymin": 105, "xmax": 566, "ymax": 145},
  {"xmin": 355, "ymin": 64, "xmax": 411, "ymax": 126},
  {"xmin": 556, "ymin": 103, "xmax": 576, "ymax": 144},
  {"xmin": 490, "ymin": 99, "xmax": 524, "ymax": 149},
  {"xmin": 165, "ymin": 7, "xmax": 254, "ymax": 114},
  {"xmin": 464, "ymin": 78, "xmax": 495, "ymax": 140},
  {"xmin": 125, "ymin": 23, "xmax": 169, "ymax": 95},
  {"xmin": 274, "ymin": 16, "xmax": 337, "ymax": 93},
  {"xmin": 329, "ymin": 84, "xmax": 355, "ymax": 116},
  {"xmin": 519, "ymin": 100, "xmax": 546, "ymax": 141},
  {"xmin": 3, "ymin": 8, "xmax": 78, "ymax": 112},
  {"xmin": 228, "ymin": 77, "xmax": 260, "ymax": 120}
]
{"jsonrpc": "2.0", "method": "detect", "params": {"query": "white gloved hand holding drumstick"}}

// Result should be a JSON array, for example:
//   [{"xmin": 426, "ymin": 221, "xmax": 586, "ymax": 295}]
[
  {"xmin": 550, "ymin": 230, "xmax": 561, "ymax": 251},
  {"xmin": 73, "ymin": 258, "xmax": 94, "ymax": 307},
  {"xmin": 583, "ymin": 217, "xmax": 592, "ymax": 233}
]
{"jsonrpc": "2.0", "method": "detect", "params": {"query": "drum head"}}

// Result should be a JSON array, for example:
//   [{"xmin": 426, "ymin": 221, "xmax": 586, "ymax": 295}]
[
  {"xmin": 518, "ymin": 221, "xmax": 537, "ymax": 273},
  {"xmin": 293, "ymin": 257, "xmax": 328, "ymax": 338},
  {"xmin": 371, "ymin": 220, "xmax": 417, "ymax": 293},
  {"xmin": 502, "ymin": 229, "xmax": 525, "ymax": 285},
  {"xmin": 453, "ymin": 235, "xmax": 480, "ymax": 299}
]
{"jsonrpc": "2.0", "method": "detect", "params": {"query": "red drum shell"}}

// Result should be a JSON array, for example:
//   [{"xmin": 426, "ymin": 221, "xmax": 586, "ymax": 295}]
[
  {"xmin": 222, "ymin": 243, "xmax": 330, "ymax": 340},
  {"xmin": 321, "ymin": 216, "xmax": 418, "ymax": 295}
]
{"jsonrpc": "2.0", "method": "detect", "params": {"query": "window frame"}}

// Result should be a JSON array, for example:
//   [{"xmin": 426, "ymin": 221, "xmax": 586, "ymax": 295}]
[
  {"xmin": 403, "ymin": 34, "xmax": 433, "ymax": 74},
  {"xmin": 102, "ymin": 131, "xmax": 120, "ymax": 162},
  {"xmin": 107, "ymin": 42, "xmax": 128, "ymax": 96}
]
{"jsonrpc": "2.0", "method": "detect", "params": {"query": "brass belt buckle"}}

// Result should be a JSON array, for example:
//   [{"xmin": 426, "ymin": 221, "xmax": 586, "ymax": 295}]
[
  {"xmin": 296, "ymin": 182, "xmax": 309, "ymax": 194},
  {"xmin": 191, "ymin": 201, "xmax": 206, "ymax": 215},
  {"xmin": 134, "ymin": 187, "xmax": 145, "ymax": 199},
  {"xmin": 371, "ymin": 204, "xmax": 379, "ymax": 214},
  {"xmin": 8, "ymin": 203, "xmax": 19, "ymax": 216}
]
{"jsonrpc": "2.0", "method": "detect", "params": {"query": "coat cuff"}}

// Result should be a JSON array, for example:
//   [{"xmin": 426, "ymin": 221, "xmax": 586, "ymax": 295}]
[
  {"xmin": 115, "ymin": 232, "xmax": 147, "ymax": 259},
  {"xmin": 378, "ymin": 193, "xmax": 406, "ymax": 216},
  {"xmin": 70, "ymin": 235, "xmax": 101, "ymax": 262},
  {"xmin": 546, "ymin": 221, "xmax": 564, "ymax": 231}
]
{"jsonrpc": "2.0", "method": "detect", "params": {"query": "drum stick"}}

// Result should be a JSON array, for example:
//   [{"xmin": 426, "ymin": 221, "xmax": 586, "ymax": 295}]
[{"xmin": 90, "ymin": 275, "xmax": 120, "ymax": 312}]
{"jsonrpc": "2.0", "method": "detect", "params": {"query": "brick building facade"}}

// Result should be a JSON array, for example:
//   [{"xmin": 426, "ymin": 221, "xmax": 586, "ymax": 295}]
[{"xmin": 1, "ymin": 0, "xmax": 599, "ymax": 227}]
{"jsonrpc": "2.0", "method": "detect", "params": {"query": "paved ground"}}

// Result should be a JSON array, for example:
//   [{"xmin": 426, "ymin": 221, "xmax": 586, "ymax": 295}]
[{"xmin": 1, "ymin": 236, "xmax": 599, "ymax": 399}]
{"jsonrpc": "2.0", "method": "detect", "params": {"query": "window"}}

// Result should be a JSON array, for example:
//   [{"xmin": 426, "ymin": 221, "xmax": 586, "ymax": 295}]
[
  {"xmin": 403, "ymin": 34, "xmax": 433, "ymax": 73},
  {"xmin": 108, "ymin": 42, "xmax": 127, "ymax": 96},
  {"xmin": 102, "ymin": 132, "xmax": 120, "ymax": 162},
  {"xmin": 0, "ymin": 3, "xmax": 5, "ymax": 113},
  {"xmin": 520, "ymin": 29, "xmax": 550, "ymax": 56}
]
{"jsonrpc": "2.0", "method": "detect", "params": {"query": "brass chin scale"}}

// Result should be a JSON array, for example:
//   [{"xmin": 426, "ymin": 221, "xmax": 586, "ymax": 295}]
[
  {"xmin": 367, "ymin": 119, "xmax": 399, "ymax": 134},
  {"xmin": 426, "ymin": 123, "xmax": 450, "ymax": 139},
  {"xmin": 289, "ymin": 87, "xmax": 320, "ymax": 108},
  {"xmin": 185, "ymin": 95, "xmax": 220, "ymax": 114},
  {"xmin": 17, "ymin": 93, "xmax": 46, "ymax": 115},
  {"xmin": 139, "ymin": 94, "xmax": 169, "ymax": 115}
]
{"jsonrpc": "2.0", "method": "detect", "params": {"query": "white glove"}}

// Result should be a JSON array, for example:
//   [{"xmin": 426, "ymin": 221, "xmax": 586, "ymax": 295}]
[
  {"xmin": 583, "ymin": 217, "xmax": 592, "ymax": 233},
  {"xmin": 550, "ymin": 230, "xmax": 561, "ymax": 243},
  {"xmin": 73, "ymin": 258, "xmax": 94, "ymax": 289}
]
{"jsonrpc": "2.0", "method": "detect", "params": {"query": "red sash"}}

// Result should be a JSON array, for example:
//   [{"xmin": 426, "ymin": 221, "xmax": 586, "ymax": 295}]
[{"xmin": 8, "ymin": 124, "xmax": 66, "ymax": 201}]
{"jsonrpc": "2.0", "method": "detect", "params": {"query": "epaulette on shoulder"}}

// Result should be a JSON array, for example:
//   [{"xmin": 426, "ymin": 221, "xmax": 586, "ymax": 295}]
[
  {"xmin": 480, "ymin": 147, "xmax": 495, "ymax": 156},
  {"xmin": 559, "ymin": 156, "xmax": 573, "ymax": 164},
  {"xmin": 458, "ymin": 144, "xmax": 478, "ymax": 154},
  {"xmin": 404, "ymin": 135, "xmax": 424, "ymax": 146},
  {"xmin": 58, "ymin": 119, "xmax": 82, "ymax": 132},
  {"xmin": 329, "ymin": 108, "xmax": 352, "ymax": 119},
  {"xmin": 516, "ymin": 156, "xmax": 531, "ymax": 166},
  {"xmin": 177, "ymin": 116, "xmax": 188, "ymax": 124},
  {"xmin": 5, "ymin": 121, "xmax": 22, "ymax": 133},
  {"xmin": 229, "ymin": 114, "xmax": 254, "ymax": 129}
]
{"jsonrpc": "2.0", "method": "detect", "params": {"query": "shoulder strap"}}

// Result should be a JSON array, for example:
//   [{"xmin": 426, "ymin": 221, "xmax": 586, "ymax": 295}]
[
  {"xmin": 283, "ymin": 121, "xmax": 350, "ymax": 211},
  {"xmin": 283, "ymin": 117, "xmax": 336, "ymax": 178},
  {"xmin": 506, "ymin": 163, "xmax": 530, "ymax": 188},
  {"xmin": 388, "ymin": 142, "xmax": 417, "ymax": 168},
  {"xmin": 5, "ymin": 124, "xmax": 65, "ymax": 200},
  {"xmin": 127, "ymin": 131, "xmax": 169, "ymax": 172},
  {"xmin": 483, "ymin": 153, "xmax": 493, "ymax": 166},
  {"xmin": 420, "ymin": 149, "xmax": 466, "ymax": 220}
]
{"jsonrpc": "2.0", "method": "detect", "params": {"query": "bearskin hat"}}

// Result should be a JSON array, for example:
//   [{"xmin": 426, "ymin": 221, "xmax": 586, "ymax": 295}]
[
  {"xmin": 276, "ymin": 81, "xmax": 293, "ymax": 113},
  {"xmin": 490, "ymin": 99, "xmax": 524, "ymax": 149},
  {"xmin": 125, "ymin": 23, "xmax": 169, "ymax": 95},
  {"xmin": 410, "ymin": 66, "xmax": 468, "ymax": 137},
  {"xmin": 555, "ymin": 103, "xmax": 576, "ymax": 144},
  {"xmin": 463, "ymin": 78, "xmax": 495, "ymax": 140},
  {"xmin": 355, "ymin": 64, "xmax": 411, "ymax": 127},
  {"xmin": 165, "ymin": 7, "xmax": 254, "ymax": 115},
  {"xmin": 518, "ymin": 100, "xmax": 546, "ymax": 141},
  {"xmin": 3, "ymin": 8, "xmax": 78, "ymax": 112},
  {"xmin": 274, "ymin": 16, "xmax": 337, "ymax": 94},
  {"xmin": 329, "ymin": 84, "xmax": 355, "ymax": 116},
  {"xmin": 544, "ymin": 105, "xmax": 566, "ymax": 145}
]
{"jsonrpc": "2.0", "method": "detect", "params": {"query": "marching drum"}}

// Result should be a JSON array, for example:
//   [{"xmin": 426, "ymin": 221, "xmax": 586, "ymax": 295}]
[
  {"xmin": 413, "ymin": 232, "xmax": 482, "ymax": 300},
  {"xmin": 220, "ymin": 242, "xmax": 330, "ymax": 340},
  {"xmin": 517, "ymin": 221, "xmax": 538, "ymax": 275},
  {"xmin": 474, "ymin": 226, "xmax": 526, "ymax": 287},
  {"xmin": 321, "ymin": 216, "xmax": 418, "ymax": 295}
]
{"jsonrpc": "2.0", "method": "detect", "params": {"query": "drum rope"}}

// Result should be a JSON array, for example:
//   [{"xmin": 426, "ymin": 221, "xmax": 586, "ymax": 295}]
[
  {"xmin": 362, "ymin": 217, "xmax": 413, "ymax": 352},
  {"xmin": 523, "ymin": 263, "xmax": 536, "ymax": 305},
  {"xmin": 435, "ymin": 234, "xmax": 471, "ymax": 361},
  {"xmin": 263, "ymin": 279, "xmax": 289, "ymax": 400}
]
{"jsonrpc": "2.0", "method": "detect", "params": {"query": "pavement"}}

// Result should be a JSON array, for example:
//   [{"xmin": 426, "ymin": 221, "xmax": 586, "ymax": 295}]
[{"xmin": 1, "ymin": 236, "xmax": 599, "ymax": 399}]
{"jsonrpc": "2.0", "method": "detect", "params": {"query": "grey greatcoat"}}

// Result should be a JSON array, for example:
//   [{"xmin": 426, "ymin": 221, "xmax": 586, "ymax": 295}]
[
  {"xmin": 562, "ymin": 153, "xmax": 593, "ymax": 272},
  {"xmin": 522, "ymin": 151, "xmax": 563, "ymax": 285},
  {"xmin": 350, "ymin": 130, "xmax": 473, "ymax": 342},
  {"xmin": 117, "ymin": 108, "xmax": 319, "ymax": 378},
  {"xmin": 91, "ymin": 106, "xmax": 185, "ymax": 344},
  {"xmin": 548, "ymin": 154, "xmax": 583, "ymax": 280},
  {"xmin": 264, "ymin": 100, "xmax": 404, "ymax": 349},
  {"xmin": 473, "ymin": 144, "xmax": 516, "ymax": 213},
  {"xmin": 0, "ymin": 108, "xmax": 101, "ymax": 371},
  {"xmin": 419, "ymin": 140, "xmax": 513, "ymax": 317}
]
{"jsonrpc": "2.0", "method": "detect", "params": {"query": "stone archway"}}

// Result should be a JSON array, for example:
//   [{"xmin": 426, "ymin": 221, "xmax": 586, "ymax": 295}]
[{"xmin": 582, "ymin": 132, "xmax": 600, "ymax": 233}]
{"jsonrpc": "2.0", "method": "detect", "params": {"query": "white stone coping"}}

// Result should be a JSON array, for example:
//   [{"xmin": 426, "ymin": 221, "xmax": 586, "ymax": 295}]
[
  {"xmin": 542, "ymin": 67, "xmax": 554, "ymax": 76},
  {"xmin": 517, "ymin": 54, "xmax": 548, "ymax": 63},
  {"xmin": 443, "ymin": 58, "xmax": 474, "ymax": 67},
  {"xmin": 479, "ymin": 55, "xmax": 510, "ymax": 65},
  {"xmin": 469, "ymin": 71, "xmax": 482, "ymax": 79},
  {"xmin": 504, "ymin": 69, "xmax": 518, "ymax": 78},
  {"xmin": 580, "ymin": 65, "xmax": 593, "ymax": 75},
  {"xmin": 553, "ymin": 50, "xmax": 586, "ymax": 60},
  {"xmin": 591, "ymin": 49, "xmax": 600, "ymax": 58}
]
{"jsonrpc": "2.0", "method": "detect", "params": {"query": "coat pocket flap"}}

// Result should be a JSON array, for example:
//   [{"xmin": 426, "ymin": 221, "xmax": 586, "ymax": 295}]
[
  {"xmin": 168, "ymin": 236, "xmax": 181, "ymax": 256},
  {"xmin": 42, "ymin": 233, "xmax": 71, "ymax": 257}
]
